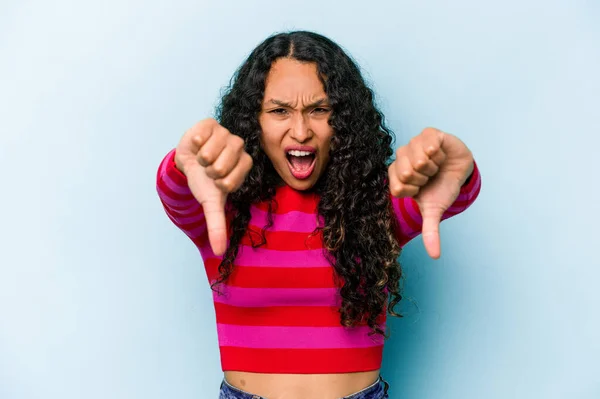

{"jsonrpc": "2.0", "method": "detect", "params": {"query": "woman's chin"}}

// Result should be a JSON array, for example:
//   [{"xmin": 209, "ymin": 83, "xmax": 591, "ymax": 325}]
[{"xmin": 284, "ymin": 177, "xmax": 316, "ymax": 191}]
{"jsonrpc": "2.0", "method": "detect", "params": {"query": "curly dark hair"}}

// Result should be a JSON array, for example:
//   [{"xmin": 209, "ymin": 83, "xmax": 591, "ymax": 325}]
[{"xmin": 213, "ymin": 31, "xmax": 403, "ymax": 336}]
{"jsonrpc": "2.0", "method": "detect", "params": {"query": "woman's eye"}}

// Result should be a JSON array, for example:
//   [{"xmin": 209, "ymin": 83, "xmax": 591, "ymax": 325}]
[{"xmin": 269, "ymin": 108, "xmax": 288, "ymax": 115}]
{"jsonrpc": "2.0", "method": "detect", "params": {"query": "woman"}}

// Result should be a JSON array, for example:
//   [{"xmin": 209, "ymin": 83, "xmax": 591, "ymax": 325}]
[{"xmin": 156, "ymin": 31, "xmax": 481, "ymax": 399}]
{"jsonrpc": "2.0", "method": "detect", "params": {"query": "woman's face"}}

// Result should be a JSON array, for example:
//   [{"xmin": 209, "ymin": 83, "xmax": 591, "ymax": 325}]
[{"xmin": 259, "ymin": 58, "xmax": 334, "ymax": 191}]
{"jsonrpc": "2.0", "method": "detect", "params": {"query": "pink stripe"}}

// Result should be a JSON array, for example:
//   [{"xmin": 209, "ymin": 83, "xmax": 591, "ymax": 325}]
[
  {"xmin": 202, "ymin": 246, "xmax": 331, "ymax": 267},
  {"xmin": 456, "ymin": 192, "xmax": 471, "ymax": 202},
  {"xmin": 216, "ymin": 324, "xmax": 384, "ymax": 349},
  {"xmin": 166, "ymin": 202, "xmax": 203, "ymax": 217},
  {"xmin": 170, "ymin": 211, "xmax": 206, "ymax": 225},
  {"xmin": 164, "ymin": 212, "xmax": 206, "ymax": 239},
  {"xmin": 441, "ymin": 174, "xmax": 482, "ymax": 216},
  {"xmin": 250, "ymin": 207, "xmax": 318, "ymax": 233},
  {"xmin": 158, "ymin": 149, "xmax": 173, "ymax": 176},
  {"xmin": 444, "ymin": 205, "xmax": 464, "ymax": 215},
  {"xmin": 158, "ymin": 150, "xmax": 190, "ymax": 193},
  {"xmin": 467, "ymin": 173, "xmax": 482, "ymax": 200},
  {"xmin": 157, "ymin": 186, "xmax": 199, "ymax": 209},
  {"xmin": 162, "ymin": 169, "xmax": 192, "ymax": 195},
  {"xmin": 158, "ymin": 150, "xmax": 193, "ymax": 195},
  {"xmin": 212, "ymin": 285, "xmax": 340, "ymax": 307}
]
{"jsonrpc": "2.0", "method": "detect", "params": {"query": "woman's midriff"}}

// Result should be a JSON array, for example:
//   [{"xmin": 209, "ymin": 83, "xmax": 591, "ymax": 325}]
[{"xmin": 224, "ymin": 370, "xmax": 381, "ymax": 399}]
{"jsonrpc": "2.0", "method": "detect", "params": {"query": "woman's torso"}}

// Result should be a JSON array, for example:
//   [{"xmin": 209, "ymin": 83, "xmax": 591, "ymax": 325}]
[{"xmin": 157, "ymin": 149, "xmax": 480, "ymax": 396}]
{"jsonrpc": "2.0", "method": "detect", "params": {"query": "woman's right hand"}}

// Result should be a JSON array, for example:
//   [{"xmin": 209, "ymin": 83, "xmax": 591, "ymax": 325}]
[{"xmin": 175, "ymin": 118, "xmax": 253, "ymax": 256}]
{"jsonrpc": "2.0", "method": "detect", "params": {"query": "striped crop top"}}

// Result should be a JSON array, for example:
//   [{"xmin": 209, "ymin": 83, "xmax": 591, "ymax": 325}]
[{"xmin": 156, "ymin": 149, "xmax": 481, "ymax": 373}]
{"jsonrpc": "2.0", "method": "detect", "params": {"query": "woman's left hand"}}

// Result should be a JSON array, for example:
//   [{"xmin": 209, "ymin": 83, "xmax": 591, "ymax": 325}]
[{"xmin": 388, "ymin": 127, "xmax": 474, "ymax": 259}]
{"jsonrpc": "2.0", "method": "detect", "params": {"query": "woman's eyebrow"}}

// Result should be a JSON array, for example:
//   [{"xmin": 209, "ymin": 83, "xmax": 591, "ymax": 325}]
[{"xmin": 265, "ymin": 98, "xmax": 329, "ymax": 109}]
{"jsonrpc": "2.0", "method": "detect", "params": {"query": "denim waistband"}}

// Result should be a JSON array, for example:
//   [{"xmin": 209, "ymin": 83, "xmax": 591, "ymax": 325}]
[{"xmin": 219, "ymin": 376, "xmax": 389, "ymax": 399}]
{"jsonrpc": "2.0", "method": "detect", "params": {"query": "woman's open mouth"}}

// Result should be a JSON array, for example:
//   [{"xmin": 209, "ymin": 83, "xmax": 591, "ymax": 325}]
[{"xmin": 285, "ymin": 148, "xmax": 316, "ymax": 180}]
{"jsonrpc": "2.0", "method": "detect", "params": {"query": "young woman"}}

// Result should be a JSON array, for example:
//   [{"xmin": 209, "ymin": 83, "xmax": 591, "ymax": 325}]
[{"xmin": 156, "ymin": 31, "xmax": 481, "ymax": 399}]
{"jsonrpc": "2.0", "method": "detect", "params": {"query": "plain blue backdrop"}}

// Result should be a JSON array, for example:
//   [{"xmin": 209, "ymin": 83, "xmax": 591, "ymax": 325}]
[{"xmin": 1, "ymin": 0, "xmax": 598, "ymax": 398}]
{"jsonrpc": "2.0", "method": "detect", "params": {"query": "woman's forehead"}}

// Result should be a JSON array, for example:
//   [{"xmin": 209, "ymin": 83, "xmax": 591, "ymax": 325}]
[{"xmin": 264, "ymin": 59, "xmax": 326, "ymax": 101}]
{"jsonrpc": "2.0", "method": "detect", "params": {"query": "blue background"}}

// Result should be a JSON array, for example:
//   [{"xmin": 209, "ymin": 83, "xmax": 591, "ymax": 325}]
[{"xmin": 1, "ymin": 0, "xmax": 598, "ymax": 398}]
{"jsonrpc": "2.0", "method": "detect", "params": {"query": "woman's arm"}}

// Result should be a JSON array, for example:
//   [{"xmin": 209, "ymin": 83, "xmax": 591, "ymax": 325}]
[
  {"xmin": 388, "ymin": 128, "xmax": 482, "ymax": 257},
  {"xmin": 390, "ymin": 160, "xmax": 481, "ymax": 247},
  {"xmin": 156, "ymin": 119, "xmax": 253, "ymax": 255},
  {"xmin": 156, "ymin": 149, "xmax": 209, "ymax": 247}
]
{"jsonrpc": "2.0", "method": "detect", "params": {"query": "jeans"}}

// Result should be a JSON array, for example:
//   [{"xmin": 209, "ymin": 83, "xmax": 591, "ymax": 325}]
[{"xmin": 219, "ymin": 376, "xmax": 390, "ymax": 399}]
